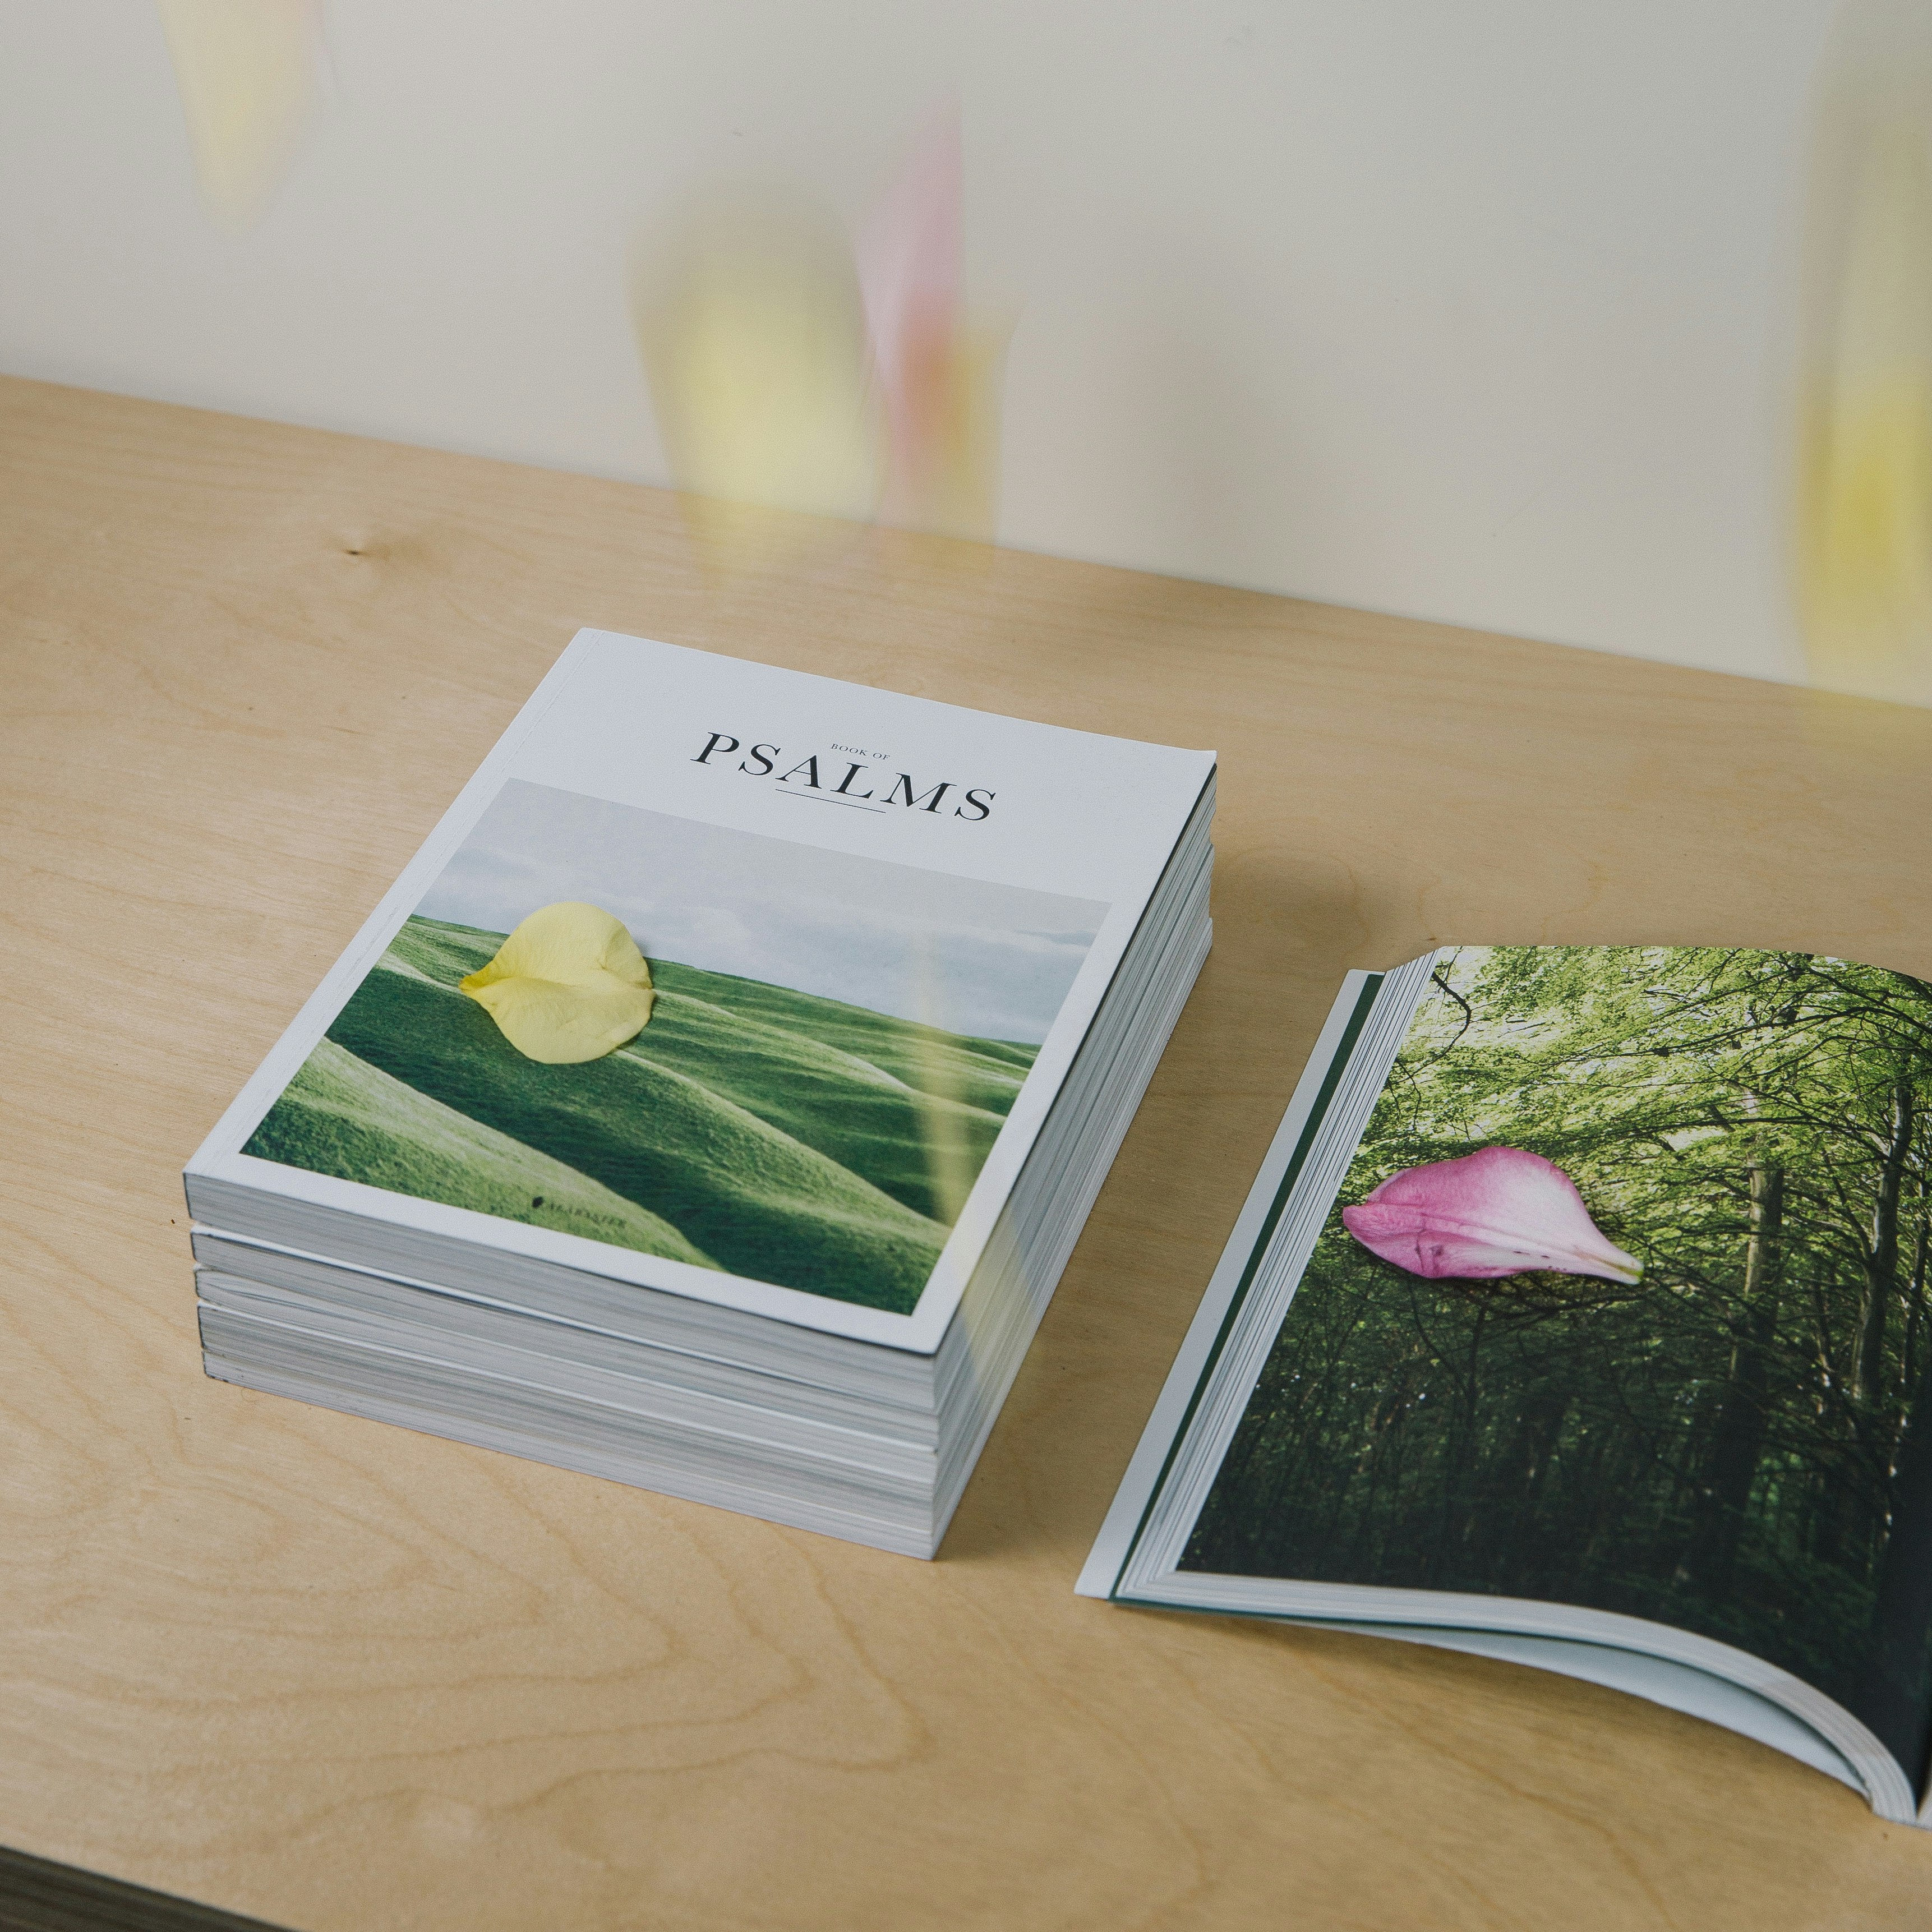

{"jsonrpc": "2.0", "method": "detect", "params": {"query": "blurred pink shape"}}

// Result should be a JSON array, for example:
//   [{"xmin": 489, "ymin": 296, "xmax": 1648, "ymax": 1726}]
[
  {"xmin": 1341, "ymin": 1147, "xmax": 1642, "ymax": 1285},
  {"xmin": 860, "ymin": 114, "xmax": 963, "ymax": 520}
]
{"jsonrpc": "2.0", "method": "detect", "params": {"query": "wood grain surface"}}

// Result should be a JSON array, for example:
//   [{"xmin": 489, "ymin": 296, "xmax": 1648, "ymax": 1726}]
[{"xmin": 6, "ymin": 374, "xmax": 1932, "ymax": 1932}]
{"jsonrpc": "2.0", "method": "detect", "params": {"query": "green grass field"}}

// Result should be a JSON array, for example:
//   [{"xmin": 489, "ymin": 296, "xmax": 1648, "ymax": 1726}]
[{"xmin": 242, "ymin": 916, "xmax": 1040, "ymax": 1313}]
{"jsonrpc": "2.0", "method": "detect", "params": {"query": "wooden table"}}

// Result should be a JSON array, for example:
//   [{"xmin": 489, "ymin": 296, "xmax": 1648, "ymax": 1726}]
[{"xmin": 6, "ymin": 374, "xmax": 1932, "ymax": 1931}]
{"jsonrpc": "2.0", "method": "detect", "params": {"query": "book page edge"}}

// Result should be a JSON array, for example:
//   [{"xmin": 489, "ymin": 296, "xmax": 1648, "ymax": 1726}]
[{"xmin": 1073, "ymin": 969, "xmax": 1382, "ymax": 1599}]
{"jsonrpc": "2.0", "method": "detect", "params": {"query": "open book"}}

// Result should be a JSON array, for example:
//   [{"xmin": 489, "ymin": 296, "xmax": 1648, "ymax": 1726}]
[{"xmin": 1081, "ymin": 945, "xmax": 1932, "ymax": 1823}]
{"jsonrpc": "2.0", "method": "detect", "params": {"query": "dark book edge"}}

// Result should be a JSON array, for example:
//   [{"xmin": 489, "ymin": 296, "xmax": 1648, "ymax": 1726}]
[{"xmin": 0, "ymin": 1846, "xmax": 291, "ymax": 1932}]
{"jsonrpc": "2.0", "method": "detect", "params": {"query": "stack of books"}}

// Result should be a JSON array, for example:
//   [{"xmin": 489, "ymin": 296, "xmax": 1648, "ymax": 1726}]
[{"xmin": 185, "ymin": 631, "xmax": 1214, "ymax": 1556}]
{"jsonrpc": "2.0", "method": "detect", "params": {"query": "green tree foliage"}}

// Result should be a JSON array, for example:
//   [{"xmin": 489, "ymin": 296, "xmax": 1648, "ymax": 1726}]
[{"xmin": 1183, "ymin": 946, "xmax": 1932, "ymax": 1783}]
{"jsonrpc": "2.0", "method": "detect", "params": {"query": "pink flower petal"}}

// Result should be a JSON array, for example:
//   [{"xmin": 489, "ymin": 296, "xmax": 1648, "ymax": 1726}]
[{"xmin": 1340, "ymin": 1146, "xmax": 1641, "ymax": 1285}]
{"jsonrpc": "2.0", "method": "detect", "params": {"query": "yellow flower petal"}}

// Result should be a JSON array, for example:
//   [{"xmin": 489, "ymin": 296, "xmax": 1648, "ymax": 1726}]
[
  {"xmin": 459, "ymin": 902, "xmax": 656, "ymax": 1064},
  {"xmin": 463, "ymin": 974, "xmax": 657, "ymax": 1064},
  {"xmin": 463, "ymin": 901, "xmax": 651, "ymax": 992}
]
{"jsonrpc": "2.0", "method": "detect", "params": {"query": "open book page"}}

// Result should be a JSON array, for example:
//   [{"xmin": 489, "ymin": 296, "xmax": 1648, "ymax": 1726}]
[{"xmin": 1089, "ymin": 946, "xmax": 1932, "ymax": 1820}]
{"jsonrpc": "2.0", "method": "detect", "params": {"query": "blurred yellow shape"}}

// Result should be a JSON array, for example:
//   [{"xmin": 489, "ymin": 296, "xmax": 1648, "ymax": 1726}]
[
  {"xmin": 633, "ymin": 188, "xmax": 882, "ymax": 565},
  {"xmin": 630, "ymin": 119, "xmax": 1011, "ymax": 570},
  {"xmin": 459, "ymin": 902, "xmax": 656, "ymax": 1066},
  {"xmin": 912, "ymin": 321, "xmax": 1007, "ymax": 545},
  {"xmin": 1798, "ymin": 3, "xmax": 1932, "ymax": 700},
  {"xmin": 905, "ymin": 934, "xmax": 979, "ymax": 1229},
  {"xmin": 156, "ymin": 0, "xmax": 322, "ymax": 232}
]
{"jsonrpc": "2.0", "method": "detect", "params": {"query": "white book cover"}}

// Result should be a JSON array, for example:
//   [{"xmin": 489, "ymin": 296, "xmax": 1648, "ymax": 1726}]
[{"xmin": 188, "ymin": 630, "xmax": 1214, "ymax": 1355}]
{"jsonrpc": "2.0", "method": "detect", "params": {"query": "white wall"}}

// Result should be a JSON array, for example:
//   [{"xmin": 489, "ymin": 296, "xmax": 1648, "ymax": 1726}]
[{"xmin": 0, "ymin": 3, "xmax": 1841, "ymax": 689}]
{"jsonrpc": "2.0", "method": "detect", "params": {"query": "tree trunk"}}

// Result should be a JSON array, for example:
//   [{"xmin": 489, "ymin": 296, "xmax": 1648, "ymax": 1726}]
[
  {"xmin": 1854, "ymin": 1078, "xmax": 1915, "ymax": 1409},
  {"xmin": 1428, "ymin": 1304, "xmax": 1486, "ymax": 1587},
  {"xmin": 1473, "ymin": 1385, "xmax": 1568, "ymax": 1584},
  {"xmin": 1901, "ymin": 1208, "xmax": 1929, "ymax": 1464},
  {"xmin": 1851, "ymin": 1326, "xmax": 1932, "ymax": 1790},
  {"xmin": 1678, "ymin": 1163, "xmax": 1782, "ymax": 1595}
]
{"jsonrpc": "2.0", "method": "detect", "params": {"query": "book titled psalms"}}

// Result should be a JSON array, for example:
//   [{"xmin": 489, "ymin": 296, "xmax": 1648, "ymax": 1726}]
[
  {"xmin": 187, "ymin": 630, "xmax": 1215, "ymax": 1556},
  {"xmin": 1083, "ymin": 945, "xmax": 1932, "ymax": 1823}
]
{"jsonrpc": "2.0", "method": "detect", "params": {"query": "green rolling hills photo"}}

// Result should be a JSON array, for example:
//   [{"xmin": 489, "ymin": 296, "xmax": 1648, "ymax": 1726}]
[{"xmin": 243, "ymin": 916, "xmax": 1041, "ymax": 1313}]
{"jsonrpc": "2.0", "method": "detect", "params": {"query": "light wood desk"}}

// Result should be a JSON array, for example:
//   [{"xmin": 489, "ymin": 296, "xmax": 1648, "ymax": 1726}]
[{"xmin": 6, "ymin": 375, "xmax": 1932, "ymax": 1931}]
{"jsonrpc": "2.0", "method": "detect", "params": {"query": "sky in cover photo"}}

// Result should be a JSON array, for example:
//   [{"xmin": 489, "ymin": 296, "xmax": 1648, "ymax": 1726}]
[{"xmin": 417, "ymin": 780, "xmax": 1108, "ymax": 1045}]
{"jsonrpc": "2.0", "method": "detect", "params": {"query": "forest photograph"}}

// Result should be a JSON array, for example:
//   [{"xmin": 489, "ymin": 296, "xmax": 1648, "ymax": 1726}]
[{"xmin": 1182, "ymin": 945, "xmax": 1932, "ymax": 1785}]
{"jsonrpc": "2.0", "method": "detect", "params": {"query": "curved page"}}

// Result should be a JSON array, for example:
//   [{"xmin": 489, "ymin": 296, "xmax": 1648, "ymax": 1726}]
[{"xmin": 1084, "ymin": 946, "xmax": 1932, "ymax": 1825}]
